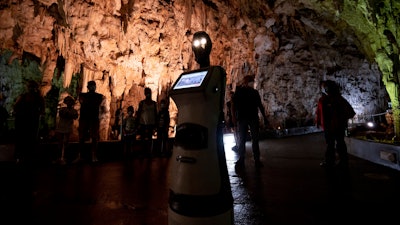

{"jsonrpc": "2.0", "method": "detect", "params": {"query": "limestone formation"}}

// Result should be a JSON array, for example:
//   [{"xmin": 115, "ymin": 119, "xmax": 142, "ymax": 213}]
[{"xmin": 0, "ymin": 0, "xmax": 397, "ymax": 141}]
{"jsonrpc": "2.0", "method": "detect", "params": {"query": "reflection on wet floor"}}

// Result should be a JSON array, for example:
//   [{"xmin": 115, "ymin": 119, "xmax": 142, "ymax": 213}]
[
  {"xmin": 1, "ymin": 132, "xmax": 400, "ymax": 225},
  {"xmin": 223, "ymin": 133, "xmax": 265, "ymax": 225}
]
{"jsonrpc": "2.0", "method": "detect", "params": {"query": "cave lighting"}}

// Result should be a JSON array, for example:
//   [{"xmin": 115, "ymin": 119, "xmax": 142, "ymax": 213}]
[{"xmin": 223, "ymin": 133, "xmax": 237, "ymax": 159}]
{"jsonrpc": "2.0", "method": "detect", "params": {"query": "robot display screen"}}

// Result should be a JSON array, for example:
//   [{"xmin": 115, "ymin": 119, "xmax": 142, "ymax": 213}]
[{"xmin": 173, "ymin": 70, "xmax": 208, "ymax": 90}]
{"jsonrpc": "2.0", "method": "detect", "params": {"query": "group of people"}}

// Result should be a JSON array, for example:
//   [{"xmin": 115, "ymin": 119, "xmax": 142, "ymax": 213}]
[
  {"xmin": 13, "ymin": 75, "xmax": 356, "ymax": 171},
  {"xmin": 13, "ymin": 80, "xmax": 171, "ymax": 166},
  {"xmin": 229, "ymin": 75, "xmax": 355, "ymax": 172},
  {"xmin": 66, "ymin": 84, "xmax": 171, "ymax": 163},
  {"xmin": 13, "ymin": 80, "xmax": 105, "ymax": 165},
  {"xmin": 121, "ymin": 87, "xmax": 171, "ymax": 158}
]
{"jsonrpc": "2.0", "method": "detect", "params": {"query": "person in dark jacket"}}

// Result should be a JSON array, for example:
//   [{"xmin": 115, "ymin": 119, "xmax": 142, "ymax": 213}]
[
  {"xmin": 74, "ymin": 80, "xmax": 105, "ymax": 163},
  {"xmin": 315, "ymin": 80, "xmax": 328, "ymax": 166},
  {"xmin": 156, "ymin": 99, "xmax": 170, "ymax": 156},
  {"xmin": 232, "ymin": 75, "xmax": 268, "ymax": 169},
  {"xmin": 136, "ymin": 87, "xmax": 157, "ymax": 156},
  {"xmin": 13, "ymin": 80, "xmax": 45, "ymax": 164},
  {"xmin": 315, "ymin": 80, "xmax": 355, "ymax": 169},
  {"xmin": 122, "ymin": 106, "xmax": 137, "ymax": 157}
]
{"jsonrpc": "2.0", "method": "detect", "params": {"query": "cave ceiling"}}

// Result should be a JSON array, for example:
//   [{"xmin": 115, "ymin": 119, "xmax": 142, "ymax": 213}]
[
  {"xmin": 0, "ymin": 0, "xmax": 399, "ymax": 139},
  {"xmin": 0, "ymin": 0, "xmax": 397, "ymax": 89}
]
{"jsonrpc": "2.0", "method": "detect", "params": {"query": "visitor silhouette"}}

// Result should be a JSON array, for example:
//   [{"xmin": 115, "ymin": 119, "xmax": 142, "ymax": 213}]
[
  {"xmin": 13, "ymin": 80, "xmax": 45, "ymax": 165},
  {"xmin": 315, "ymin": 80, "xmax": 355, "ymax": 170},
  {"xmin": 74, "ymin": 80, "xmax": 105, "ymax": 163},
  {"xmin": 232, "ymin": 75, "xmax": 268, "ymax": 170},
  {"xmin": 55, "ymin": 95, "xmax": 78, "ymax": 165},
  {"xmin": 122, "ymin": 105, "xmax": 137, "ymax": 157},
  {"xmin": 156, "ymin": 99, "xmax": 170, "ymax": 156},
  {"xmin": 135, "ymin": 87, "xmax": 157, "ymax": 157},
  {"xmin": 0, "ymin": 95, "xmax": 8, "ymax": 139}
]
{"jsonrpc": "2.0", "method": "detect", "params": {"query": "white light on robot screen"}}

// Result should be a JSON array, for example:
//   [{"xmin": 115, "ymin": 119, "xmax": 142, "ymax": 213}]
[{"xmin": 173, "ymin": 71, "xmax": 208, "ymax": 90}]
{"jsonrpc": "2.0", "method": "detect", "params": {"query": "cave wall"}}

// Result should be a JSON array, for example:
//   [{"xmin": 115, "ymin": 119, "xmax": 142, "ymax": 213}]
[{"xmin": 0, "ymin": 0, "xmax": 395, "ymax": 141}]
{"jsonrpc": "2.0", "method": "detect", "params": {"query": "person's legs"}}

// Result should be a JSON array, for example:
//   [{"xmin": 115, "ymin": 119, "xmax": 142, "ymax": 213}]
[
  {"xmin": 147, "ymin": 125, "xmax": 155, "ymax": 156},
  {"xmin": 90, "ymin": 121, "xmax": 100, "ymax": 162},
  {"xmin": 232, "ymin": 126, "xmax": 239, "ymax": 152},
  {"xmin": 139, "ymin": 125, "xmax": 153, "ymax": 157},
  {"xmin": 75, "ymin": 120, "xmax": 87, "ymax": 162},
  {"xmin": 249, "ymin": 119, "xmax": 260, "ymax": 160},
  {"xmin": 249, "ymin": 119, "xmax": 263, "ymax": 167},
  {"xmin": 125, "ymin": 134, "xmax": 135, "ymax": 157},
  {"xmin": 157, "ymin": 128, "xmax": 168, "ymax": 156},
  {"xmin": 137, "ymin": 125, "xmax": 146, "ymax": 156},
  {"xmin": 320, "ymin": 132, "xmax": 329, "ymax": 167},
  {"xmin": 324, "ymin": 130, "xmax": 336, "ymax": 168},
  {"xmin": 14, "ymin": 125, "xmax": 26, "ymax": 163},
  {"xmin": 335, "ymin": 129, "xmax": 348, "ymax": 167},
  {"xmin": 236, "ymin": 120, "xmax": 249, "ymax": 166},
  {"xmin": 57, "ymin": 132, "xmax": 69, "ymax": 164}
]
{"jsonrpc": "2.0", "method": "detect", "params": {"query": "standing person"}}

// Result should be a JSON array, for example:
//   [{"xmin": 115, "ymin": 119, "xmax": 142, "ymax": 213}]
[
  {"xmin": 74, "ymin": 80, "xmax": 105, "ymax": 163},
  {"xmin": 315, "ymin": 80, "xmax": 328, "ymax": 166},
  {"xmin": 12, "ymin": 80, "xmax": 45, "ymax": 224},
  {"xmin": 122, "ymin": 106, "xmax": 137, "ymax": 157},
  {"xmin": 226, "ymin": 91, "xmax": 235, "ymax": 132},
  {"xmin": 227, "ymin": 91, "xmax": 238, "ymax": 151},
  {"xmin": 54, "ymin": 96, "xmax": 78, "ymax": 165},
  {"xmin": 156, "ymin": 99, "xmax": 170, "ymax": 157},
  {"xmin": 315, "ymin": 80, "xmax": 355, "ymax": 169},
  {"xmin": 112, "ymin": 108, "xmax": 122, "ymax": 140},
  {"xmin": 13, "ymin": 80, "xmax": 45, "ymax": 164},
  {"xmin": 135, "ymin": 87, "xmax": 157, "ymax": 157},
  {"xmin": 0, "ymin": 95, "xmax": 9, "ymax": 139},
  {"xmin": 232, "ymin": 75, "xmax": 268, "ymax": 169}
]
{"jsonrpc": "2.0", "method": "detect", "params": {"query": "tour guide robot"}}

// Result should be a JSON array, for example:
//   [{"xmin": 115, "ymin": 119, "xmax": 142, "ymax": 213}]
[{"xmin": 168, "ymin": 31, "xmax": 234, "ymax": 224}]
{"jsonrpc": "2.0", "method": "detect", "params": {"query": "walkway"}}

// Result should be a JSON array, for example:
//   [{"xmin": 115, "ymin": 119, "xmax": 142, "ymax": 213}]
[{"xmin": 1, "ymin": 132, "xmax": 399, "ymax": 225}]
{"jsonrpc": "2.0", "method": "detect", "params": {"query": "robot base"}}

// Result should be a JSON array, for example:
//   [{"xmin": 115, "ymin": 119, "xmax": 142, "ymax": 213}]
[{"xmin": 168, "ymin": 208, "xmax": 233, "ymax": 225}]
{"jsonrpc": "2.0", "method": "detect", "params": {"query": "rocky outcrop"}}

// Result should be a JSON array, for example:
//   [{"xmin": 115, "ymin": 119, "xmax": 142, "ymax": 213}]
[{"xmin": 0, "ymin": 0, "xmax": 395, "ymax": 140}]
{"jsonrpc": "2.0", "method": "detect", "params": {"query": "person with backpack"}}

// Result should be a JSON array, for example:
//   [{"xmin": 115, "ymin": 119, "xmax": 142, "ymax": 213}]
[{"xmin": 316, "ymin": 80, "xmax": 355, "ymax": 170}]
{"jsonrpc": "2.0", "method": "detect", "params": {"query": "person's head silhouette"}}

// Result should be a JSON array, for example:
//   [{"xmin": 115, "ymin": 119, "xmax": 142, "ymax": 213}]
[{"xmin": 87, "ymin": 81, "xmax": 96, "ymax": 92}]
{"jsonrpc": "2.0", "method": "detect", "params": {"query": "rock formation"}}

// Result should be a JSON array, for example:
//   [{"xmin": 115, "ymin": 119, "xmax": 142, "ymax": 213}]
[{"xmin": 0, "ymin": 0, "xmax": 397, "ymax": 141}]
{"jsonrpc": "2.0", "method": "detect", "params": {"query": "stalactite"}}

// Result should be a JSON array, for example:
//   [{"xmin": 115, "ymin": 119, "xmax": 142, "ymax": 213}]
[
  {"xmin": 0, "ymin": 0, "xmax": 393, "ymax": 141},
  {"xmin": 63, "ymin": 59, "xmax": 74, "ymax": 87},
  {"xmin": 184, "ymin": 0, "xmax": 192, "ymax": 29},
  {"xmin": 201, "ymin": 2, "xmax": 206, "ymax": 30},
  {"xmin": 82, "ymin": 67, "xmax": 92, "ymax": 92}
]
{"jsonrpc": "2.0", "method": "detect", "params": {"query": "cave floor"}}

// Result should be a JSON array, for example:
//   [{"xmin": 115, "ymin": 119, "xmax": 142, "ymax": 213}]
[{"xmin": 1, "ymin": 132, "xmax": 400, "ymax": 225}]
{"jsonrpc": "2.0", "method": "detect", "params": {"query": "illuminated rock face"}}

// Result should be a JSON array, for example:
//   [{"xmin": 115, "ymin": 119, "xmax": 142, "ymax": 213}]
[{"xmin": 0, "ymin": 0, "xmax": 396, "ymax": 140}]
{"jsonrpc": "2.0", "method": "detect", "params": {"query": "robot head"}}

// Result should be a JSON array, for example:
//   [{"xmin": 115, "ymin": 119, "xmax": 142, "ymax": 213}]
[{"xmin": 192, "ymin": 31, "xmax": 212, "ymax": 68}]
